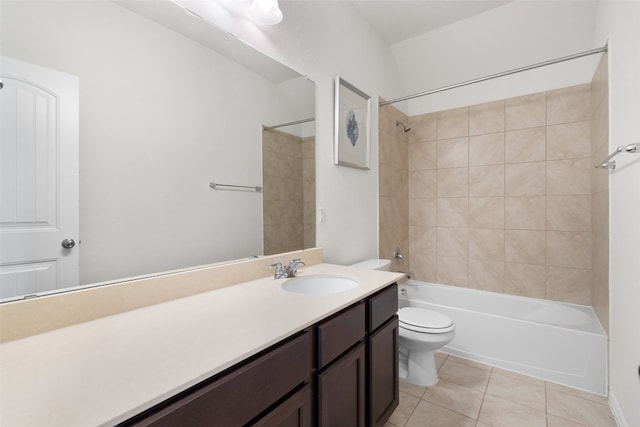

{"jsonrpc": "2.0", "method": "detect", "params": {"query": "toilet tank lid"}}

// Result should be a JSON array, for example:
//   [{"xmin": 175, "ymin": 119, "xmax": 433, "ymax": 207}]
[{"xmin": 349, "ymin": 259, "xmax": 391, "ymax": 270}]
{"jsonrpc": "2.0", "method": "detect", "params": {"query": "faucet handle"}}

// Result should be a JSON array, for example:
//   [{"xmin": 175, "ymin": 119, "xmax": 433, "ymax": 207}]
[
  {"xmin": 289, "ymin": 259, "xmax": 305, "ymax": 268},
  {"xmin": 283, "ymin": 259, "xmax": 305, "ymax": 278},
  {"xmin": 269, "ymin": 262, "xmax": 286, "ymax": 279}
]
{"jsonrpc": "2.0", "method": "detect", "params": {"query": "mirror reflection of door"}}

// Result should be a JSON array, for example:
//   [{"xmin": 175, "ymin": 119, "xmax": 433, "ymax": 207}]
[{"xmin": 0, "ymin": 56, "xmax": 79, "ymax": 300}]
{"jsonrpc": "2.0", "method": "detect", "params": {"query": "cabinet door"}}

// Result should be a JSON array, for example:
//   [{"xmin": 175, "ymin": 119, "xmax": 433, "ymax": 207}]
[
  {"xmin": 252, "ymin": 384, "xmax": 312, "ymax": 427},
  {"xmin": 317, "ymin": 342, "xmax": 365, "ymax": 427},
  {"xmin": 368, "ymin": 316, "xmax": 399, "ymax": 427}
]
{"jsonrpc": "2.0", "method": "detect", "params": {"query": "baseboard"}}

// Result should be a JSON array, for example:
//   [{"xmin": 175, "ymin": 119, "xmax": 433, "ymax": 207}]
[{"xmin": 609, "ymin": 391, "xmax": 628, "ymax": 427}]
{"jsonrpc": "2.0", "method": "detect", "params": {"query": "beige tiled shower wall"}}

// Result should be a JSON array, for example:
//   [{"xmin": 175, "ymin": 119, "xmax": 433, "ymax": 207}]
[
  {"xmin": 263, "ymin": 130, "xmax": 315, "ymax": 255},
  {"xmin": 591, "ymin": 53, "xmax": 609, "ymax": 333},
  {"xmin": 406, "ymin": 84, "xmax": 595, "ymax": 305},
  {"xmin": 379, "ymin": 103, "xmax": 410, "ymax": 275}
]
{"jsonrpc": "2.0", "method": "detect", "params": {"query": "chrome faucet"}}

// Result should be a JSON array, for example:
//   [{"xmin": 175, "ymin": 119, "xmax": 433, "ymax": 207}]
[
  {"xmin": 270, "ymin": 259, "xmax": 305, "ymax": 279},
  {"xmin": 286, "ymin": 259, "xmax": 305, "ymax": 277}
]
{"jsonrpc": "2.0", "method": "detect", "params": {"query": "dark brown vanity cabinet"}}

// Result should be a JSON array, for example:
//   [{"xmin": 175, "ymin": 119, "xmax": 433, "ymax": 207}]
[
  {"xmin": 315, "ymin": 283, "xmax": 399, "ymax": 427},
  {"xmin": 124, "ymin": 282, "xmax": 398, "ymax": 427},
  {"xmin": 124, "ymin": 332, "xmax": 313, "ymax": 427}
]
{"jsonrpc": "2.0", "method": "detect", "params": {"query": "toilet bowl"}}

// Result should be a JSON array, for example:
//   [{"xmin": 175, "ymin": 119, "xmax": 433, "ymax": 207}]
[
  {"xmin": 348, "ymin": 259, "xmax": 456, "ymax": 387},
  {"xmin": 398, "ymin": 307, "xmax": 455, "ymax": 386}
]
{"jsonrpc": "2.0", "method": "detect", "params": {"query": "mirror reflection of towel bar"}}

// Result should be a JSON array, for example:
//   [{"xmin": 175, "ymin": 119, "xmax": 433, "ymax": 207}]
[
  {"xmin": 595, "ymin": 143, "xmax": 639, "ymax": 170},
  {"xmin": 209, "ymin": 182, "xmax": 263, "ymax": 192}
]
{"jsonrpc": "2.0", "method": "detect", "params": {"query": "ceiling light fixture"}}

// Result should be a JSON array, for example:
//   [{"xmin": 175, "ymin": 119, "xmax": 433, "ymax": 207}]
[{"xmin": 248, "ymin": 0, "xmax": 283, "ymax": 25}]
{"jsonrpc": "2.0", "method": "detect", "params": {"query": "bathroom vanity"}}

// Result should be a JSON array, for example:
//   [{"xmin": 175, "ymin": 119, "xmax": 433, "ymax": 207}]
[
  {"xmin": 122, "ymin": 282, "xmax": 399, "ymax": 426},
  {"xmin": 0, "ymin": 257, "xmax": 402, "ymax": 426}
]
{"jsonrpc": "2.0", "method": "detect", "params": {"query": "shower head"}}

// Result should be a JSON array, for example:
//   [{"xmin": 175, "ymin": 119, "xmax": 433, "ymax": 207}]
[{"xmin": 396, "ymin": 120, "xmax": 411, "ymax": 133}]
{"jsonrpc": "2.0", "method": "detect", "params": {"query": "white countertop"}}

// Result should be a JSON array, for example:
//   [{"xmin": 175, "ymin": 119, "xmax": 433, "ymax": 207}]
[{"xmin": 0, "ymin": 263, "xmax": 402, "ymax": 426}]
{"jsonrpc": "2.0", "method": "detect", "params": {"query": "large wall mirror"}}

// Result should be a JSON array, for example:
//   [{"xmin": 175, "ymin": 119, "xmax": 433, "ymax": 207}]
[{"xmin": 0, "ymin": 0, "xmax": 316, "ymax": 301}]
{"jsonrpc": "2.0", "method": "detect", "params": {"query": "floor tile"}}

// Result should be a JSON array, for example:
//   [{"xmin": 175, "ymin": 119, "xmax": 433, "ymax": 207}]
[
  {"xmin": 478, "ymin": 394, "xmax": 547, "ymax": 427},
  {"xmin": 546, "ymin": 389, "xmax": 616, "ymax": 427},
  {"xmin": 492, "ymin": 367, "xmax": 545, "ymax": 386},
  {"xmin": 547, "ymin": 414, "xmax": 587, "ymax": 426},
  {"xmin": 388, "ymin": 355, "xmax": 614, "ymax": 427},
  {"xmin": 422, "ymin": 378, "xmax": 484, "ymax": 419},
  {"xmin": 405, "ymin": 400, "xmax": 476, "ymax": 427},
  {"xmin": 388, "ymin": 391, "xmax": 420, "ymax": 427},
  {"xmin": 434, "ymin": 351, "xmax": 448, "ymax": 358},
  {"xmin": 438, "ymin": 359, "xmax": 491, "ymax": 392},
  {"xmin": 400, "ymin": 379, "xmax": 427, "ymax": 399},
  {"xmin": 486, "ymin": 369, "xmax": 546, "ymax": 411},
  {"xmin": 445, "ymin": 354, "xmax": 492, "ymax": 371},
  {"xmin": 546, "ymin": 381, "xmax": 609, "ymax": 404}
]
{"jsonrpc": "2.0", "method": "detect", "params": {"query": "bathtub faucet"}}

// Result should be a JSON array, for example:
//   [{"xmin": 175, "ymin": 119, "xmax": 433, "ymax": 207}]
[{"xmin": 393, "ymin": 248, "xmax": 404, "ymax": 264}]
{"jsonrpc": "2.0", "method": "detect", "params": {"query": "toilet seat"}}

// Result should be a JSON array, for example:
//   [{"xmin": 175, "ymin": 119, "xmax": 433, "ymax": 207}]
[{"xmin": 399, "ymin": 307, "xmax": 454, "ymax": 334}]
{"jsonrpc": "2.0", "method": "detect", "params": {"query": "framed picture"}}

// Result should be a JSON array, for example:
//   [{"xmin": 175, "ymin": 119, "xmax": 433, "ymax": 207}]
[{"xmin": 334, "ymin": 77, "xmax": 371, "ymax": 169}]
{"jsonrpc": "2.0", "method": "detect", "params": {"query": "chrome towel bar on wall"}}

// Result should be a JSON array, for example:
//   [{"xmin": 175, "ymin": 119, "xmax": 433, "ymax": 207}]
[
  {"xmin": 595, "ymin": 143, "xmax": 639, "ymax": 170},
  {"xmin": 209, "ymin": 182, "xmax": 263, "ymax": 192}
]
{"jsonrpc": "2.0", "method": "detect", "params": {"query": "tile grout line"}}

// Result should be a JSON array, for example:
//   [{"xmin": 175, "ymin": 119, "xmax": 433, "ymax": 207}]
[
  {"xmin": 544, "ymin": 380, "xmax": 549, "ymax": 426},
  {"xmin": 475, "ymin": 365, "xmax": 493, "ymax": 424}
]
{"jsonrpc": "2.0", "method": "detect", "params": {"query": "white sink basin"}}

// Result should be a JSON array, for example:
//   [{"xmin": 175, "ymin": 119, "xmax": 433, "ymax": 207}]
[{"xmin": 281, "ymin": 275, "xmax": 359, "ymax": 295}]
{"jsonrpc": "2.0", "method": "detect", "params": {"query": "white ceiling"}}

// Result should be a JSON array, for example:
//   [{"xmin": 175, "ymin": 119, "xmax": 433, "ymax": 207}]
[{"xmin": 350, "ymin": 0, "xmax": 512, "ymax": 45}]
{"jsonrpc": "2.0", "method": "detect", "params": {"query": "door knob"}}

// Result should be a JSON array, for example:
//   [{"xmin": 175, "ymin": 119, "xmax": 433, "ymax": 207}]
[{"xmin": 61, "ymin": 238, "xmax": 76, "ymax": 249}]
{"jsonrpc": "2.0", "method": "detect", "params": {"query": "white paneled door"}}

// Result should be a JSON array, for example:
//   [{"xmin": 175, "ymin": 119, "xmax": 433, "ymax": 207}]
[{"xmin": 0, "ymin": 56, "xmax": 79, "ymax": 300}]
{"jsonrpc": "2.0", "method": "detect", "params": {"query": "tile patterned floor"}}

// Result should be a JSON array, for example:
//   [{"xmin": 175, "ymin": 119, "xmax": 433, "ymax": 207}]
[{"xmin": 386, "ymin": 353, "xmax": 616, "ymax": 427}]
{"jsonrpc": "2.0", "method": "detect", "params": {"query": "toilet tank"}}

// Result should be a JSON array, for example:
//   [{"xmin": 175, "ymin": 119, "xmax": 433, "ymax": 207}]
[{"xmin": 349, "ymin": 259, "xmax": 391, "ymax": 271}]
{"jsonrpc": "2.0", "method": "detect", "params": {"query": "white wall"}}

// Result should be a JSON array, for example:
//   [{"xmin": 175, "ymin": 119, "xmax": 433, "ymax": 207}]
[
  {"xmin": 593, "ymin": 2, "xmax": 640, "ymax": 426},
  {"xmin": 1, "ymin": 1, "xmax": 303, "ymax": 284},
  {"xmin": 201, "ymin": 0, "xmax": 406, "ymax": 264},
  {"xmin": 391, "ymin": 0, "xmax": 599, "ymax": 114},
  {"xmin": 274, "ymin": 76, "xmax": 316, "ymax": 138}
]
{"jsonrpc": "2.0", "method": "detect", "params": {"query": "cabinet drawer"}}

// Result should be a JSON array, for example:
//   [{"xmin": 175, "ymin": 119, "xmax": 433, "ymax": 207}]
[
  {"xmin": 130, "ymin": 332, "xmax": 311, "ymax": 426},
  {"xmin": 317, "ymin": 302, "xmax": 365, "ymax": 369},
  {"xmin": 368, "ymin": 283, "xmax": 398, "ymax": 332}
]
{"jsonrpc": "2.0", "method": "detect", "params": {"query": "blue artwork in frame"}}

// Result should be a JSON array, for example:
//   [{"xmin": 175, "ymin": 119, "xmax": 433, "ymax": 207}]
[{"xmin": 334, "ymin": 77, "xmax": 370, "ymax": 169}]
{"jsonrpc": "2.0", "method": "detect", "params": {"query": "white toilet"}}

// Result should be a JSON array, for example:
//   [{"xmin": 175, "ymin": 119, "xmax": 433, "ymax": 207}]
[
  {"xmin": 349, "ymin": 259, "xmax": 456, "ymax": 387},
  {"xmin": 398, "ymin": 307, "xmax": 455, "ymax": 386}
]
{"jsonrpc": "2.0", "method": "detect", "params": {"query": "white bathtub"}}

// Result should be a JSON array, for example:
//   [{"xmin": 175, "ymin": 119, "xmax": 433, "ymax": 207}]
[{"xmin": 399, "ymin": 281, "xmax": 607, "ymax": 395}]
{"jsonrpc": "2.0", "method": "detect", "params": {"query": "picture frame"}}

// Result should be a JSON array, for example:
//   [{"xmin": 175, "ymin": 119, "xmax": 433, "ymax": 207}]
[{"xmin": 334, "ymin": 77, "xmax": 371, "ymax": 169}]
